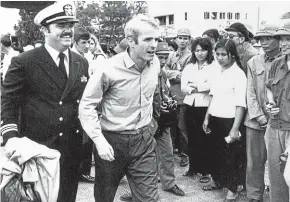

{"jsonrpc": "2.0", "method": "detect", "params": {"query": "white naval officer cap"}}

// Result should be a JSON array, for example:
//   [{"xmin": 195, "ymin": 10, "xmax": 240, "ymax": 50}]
[{"xmin": 34, "ymin": 1, "xmax": 79, "ymax": 26}]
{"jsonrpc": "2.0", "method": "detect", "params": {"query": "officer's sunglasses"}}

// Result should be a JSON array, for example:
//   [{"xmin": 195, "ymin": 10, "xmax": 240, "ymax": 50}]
[{"xmin": 227, "ymin": 34, "xmax": 239, "ymax": 39}]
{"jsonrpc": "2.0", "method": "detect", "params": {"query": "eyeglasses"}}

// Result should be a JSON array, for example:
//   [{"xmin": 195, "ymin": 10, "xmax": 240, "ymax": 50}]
[
  {"xmin": 227, "ymin": 34, "xmax": 239, "ymax": 39},
  {"xmin": 177, "ymin": 36, "xmax": 189, "ymax": 40}
]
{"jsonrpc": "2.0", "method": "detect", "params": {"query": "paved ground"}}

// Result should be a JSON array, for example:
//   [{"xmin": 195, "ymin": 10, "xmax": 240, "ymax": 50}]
[{"xmin": 76, "ymin": 154, "xmax": 270, "ymax": 202}]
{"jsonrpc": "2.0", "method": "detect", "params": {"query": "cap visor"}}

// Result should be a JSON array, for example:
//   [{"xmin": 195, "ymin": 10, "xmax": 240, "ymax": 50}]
[
  {"xmin": 50, "ymin": 18, "xmax": 79, "ymax": 25},
  {"xmin": 156, "ymin": 51, "xmax": 170, "ymax": 54}
]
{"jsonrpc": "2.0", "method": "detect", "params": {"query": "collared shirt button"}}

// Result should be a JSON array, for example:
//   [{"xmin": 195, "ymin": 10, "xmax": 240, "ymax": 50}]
[
  {"xmin": 59, "ymin": 117, "xmax": 63, "ymax": 121},
  {"xmin": 76, "ymin": 129, "xmax": 79, "ymax": 133},
  {"xmin": 59, "ymin": 101, "xmax": 63, "ymax": 105},
  {"xmin": 77, "ymin": 100, "xmax": 80, "ymax": 103},
  {"xmin": 59, "ymin": 133, "xmax": 63, "ymax": 136}
]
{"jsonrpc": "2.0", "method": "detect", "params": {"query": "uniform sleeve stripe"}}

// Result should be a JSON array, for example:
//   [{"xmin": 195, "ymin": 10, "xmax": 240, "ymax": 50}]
[{"xmin": 0, "ymin": 124, "xmax": 18, "ymax": 135}]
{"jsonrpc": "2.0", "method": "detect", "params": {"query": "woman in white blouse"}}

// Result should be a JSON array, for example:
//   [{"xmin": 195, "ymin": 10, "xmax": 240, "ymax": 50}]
[
  {"xmin": 181, "ymin": 37, "xmax": 217, "ymax": 183},
  {"xmin": 202, "ymin": 39, "xmax": 247, "ymax": 201}
]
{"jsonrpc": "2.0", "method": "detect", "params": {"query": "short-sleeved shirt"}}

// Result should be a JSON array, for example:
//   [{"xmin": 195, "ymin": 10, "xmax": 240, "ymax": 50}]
[
  {"xmin": 209, "ymin": 62, "xmax": 247, "ymax": 118},
  {"xmin": 265, "ymin": 55, "xmax": 290, "ymax": 130}
]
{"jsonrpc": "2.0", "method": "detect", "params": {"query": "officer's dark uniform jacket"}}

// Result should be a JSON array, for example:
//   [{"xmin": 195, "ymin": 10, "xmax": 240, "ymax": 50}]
[{"xmin": 1, "ymin": 46, "xmax": 89, "ymax": 145}]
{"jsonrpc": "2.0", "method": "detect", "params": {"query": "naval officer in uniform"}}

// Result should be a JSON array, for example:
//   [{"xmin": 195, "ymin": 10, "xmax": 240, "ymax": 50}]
[{"xmin": 1, "ymin": 2, "xmax": 89, "ymax": 202}]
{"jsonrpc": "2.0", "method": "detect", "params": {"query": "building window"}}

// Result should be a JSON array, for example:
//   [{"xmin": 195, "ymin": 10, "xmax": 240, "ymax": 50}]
[
  {"xmin": 220, "ymin": 12, "xmax": 225, "ymax": 19},
  {"xmin": 156, "ymin": 16, "xmax": 166, "ymax": 25},
  {"xmin": 185, "ymin": 12, "xmax": 187, "ymax": 20},
  {"xmin": 235, "ymin": 12, "xmax": 240, "ymax": 20},
  {"xmin": 204, "ymin": 12, "xmax": 210, "ymax": 19},
  {"xmin": 227, "ymin": 12, "xmax": 232, "ymax": 19},
  {"xmin": 169, "ymin": 15, "xmax": 174, "ymax": 24},
  {"xmin": 211, "ymin": 12, "xmax": 217, "ymax": 20}
]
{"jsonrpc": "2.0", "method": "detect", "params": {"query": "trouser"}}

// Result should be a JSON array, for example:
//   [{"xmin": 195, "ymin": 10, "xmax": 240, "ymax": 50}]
[
  {"xmin": 187, "ymin": 106, "xmax": 210, "ymax": 175},
  {"xmin": 246, "ymin": 127, "xmax": 267, "ymax": 200},
  {"xmin": 155, "ymin": 126, "xmax": 175, "ymax": 190},
  {"xmin": 209, "ymin": 117, "xmax": 246, "ymax": 192},
  {"xmin": 264, "ymin": 125, "xmax": 290, "ymax": 202},
  {"xmin": 80, "ymin": 138, "xmax": 93, "ymax": 175},
  {"xmin": 46, "ymin": 130, "xmax": 83, "ymax": 202},
  {"xmin": 93, "ymin": 129, "xmax": 159, "ymax": 202},
  {"xmin": 171, "ymin": 105, "xmax": 188, "ymax": 155}
]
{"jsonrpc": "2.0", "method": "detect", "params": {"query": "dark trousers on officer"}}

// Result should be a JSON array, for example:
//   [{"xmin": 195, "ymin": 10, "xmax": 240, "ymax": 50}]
[
  {"xmin": 93, "ymin": 129, "xmax": 159, "ymax": 202},
  {"xmin": 80, "ymin": 138, "xmax": 93, "ymax": 176},
  {"xmin": 46, "ymin": 131, "xmax": 82, "ymax": 202}
]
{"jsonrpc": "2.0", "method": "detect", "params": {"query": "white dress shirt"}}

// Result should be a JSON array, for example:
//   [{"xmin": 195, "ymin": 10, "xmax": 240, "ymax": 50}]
[
  {"xmin": 181, "ymin": 61, "xmax": 218, "ymax": 107},
  {"xmin": 45, "ymin": 44, "xmax": 69, "ymax": 77},
  {"xmin": 209, "ymin": 62, "xmax": 247, "ymax": 118}
]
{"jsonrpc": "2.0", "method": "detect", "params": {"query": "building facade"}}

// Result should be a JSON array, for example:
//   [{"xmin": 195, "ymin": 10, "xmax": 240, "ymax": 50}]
[{"xmin": 148, "ymin": 2, "xmax": 259, "ymax": 38}]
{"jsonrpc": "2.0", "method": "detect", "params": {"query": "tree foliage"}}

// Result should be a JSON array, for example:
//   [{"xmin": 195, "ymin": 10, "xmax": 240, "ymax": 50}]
[
  {"xmin": 14, "ymin": 9, "xmax": 44, "ymax": 47},
  {"xmin": 13, "ymin": 1, "xmax": 148, "ymax": 47},
  {"xmin": 76, "ymin": 1, "xmax": 148, "ymax": 45},
  {"xmin": 281, "ymin": 12, "xmax": 290, "ymax": 19}
]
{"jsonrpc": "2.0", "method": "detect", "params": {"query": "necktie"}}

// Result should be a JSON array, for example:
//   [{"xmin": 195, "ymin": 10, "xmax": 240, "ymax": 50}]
[{"xmin": 58, "ymin": 52, "xmax": 67, "ymax": 79}]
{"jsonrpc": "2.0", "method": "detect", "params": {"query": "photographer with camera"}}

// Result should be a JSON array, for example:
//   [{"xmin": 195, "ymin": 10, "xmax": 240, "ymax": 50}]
[{"xmin": 154, "ymin": 42, "xmax": 185, "ymax": 196}]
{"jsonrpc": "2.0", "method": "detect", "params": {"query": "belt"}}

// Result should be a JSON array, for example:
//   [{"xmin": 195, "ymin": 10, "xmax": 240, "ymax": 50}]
[{"xmin": 104, "ymin": 126, "xmax": 149, "ymax": 135}]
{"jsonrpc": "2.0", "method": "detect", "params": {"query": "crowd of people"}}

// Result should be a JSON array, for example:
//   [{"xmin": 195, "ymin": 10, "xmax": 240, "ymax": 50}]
[{"xmin": 1, "ymin": 1, "xmax": 290, "ymax": 202}]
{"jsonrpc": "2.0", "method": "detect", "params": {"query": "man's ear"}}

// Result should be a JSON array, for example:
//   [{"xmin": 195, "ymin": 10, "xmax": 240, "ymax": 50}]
[
  {"xmin": 40, "ymin": 26, "xmax": 49, "ymax": 36},
  {"xmin": 239, "ymin": 36, "xmax": 245, "ymax": 44},
  {"xmin": 126, "ymin": 36, "xmax": 135, "ymax": 48}
]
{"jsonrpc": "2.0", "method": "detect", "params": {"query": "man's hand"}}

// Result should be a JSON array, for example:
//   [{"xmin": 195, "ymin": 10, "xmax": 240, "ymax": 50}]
[
  {"xmin": 202, "ymin": 119, "xmax": 211, "ymax": 134},
  {"xmin": 225, "ymin": 128, "xmax": 241, "ymax": 143},
  {"xmin": 265, "ymin": 101, "xmax": 279, "ymax": 118},
  {"xmin": 256, "ymin": 115, "xmax": 268, "ymax": 128},
  {"xmin": 94, "ymin": 136, "xmax": 115, "ymax": 161}
]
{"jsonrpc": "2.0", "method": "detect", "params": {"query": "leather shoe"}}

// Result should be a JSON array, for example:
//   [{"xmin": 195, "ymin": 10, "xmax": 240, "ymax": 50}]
[
  {"xmin": 120, "ymin": 193, "xmax": 133, "ymax": 202},
  {"xmin": 165, "ymin": 184, "xmax": 185, "ymax": 196},
  {"xmin": 80, "ymin": 174, "xmax": 95, "ymax": 183}
]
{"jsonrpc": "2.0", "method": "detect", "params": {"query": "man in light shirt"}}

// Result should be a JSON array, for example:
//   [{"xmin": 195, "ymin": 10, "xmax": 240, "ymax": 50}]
[
  {"xmin": 79, "ymin": 14, "xmax": 161, "ymax": 202},
  {"xmin": 244, "ymin": 22, "xmax": 281, "ymax": 202},
  {"xmin": 164, "ymin": 28, "xmax": 192, "ymax": 167}
]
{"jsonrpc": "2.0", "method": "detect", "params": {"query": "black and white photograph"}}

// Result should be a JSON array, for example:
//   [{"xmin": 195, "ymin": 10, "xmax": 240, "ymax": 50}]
[{"xmin": 1, "ymin": 1, "xmax": 290, "ymax": 202}]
